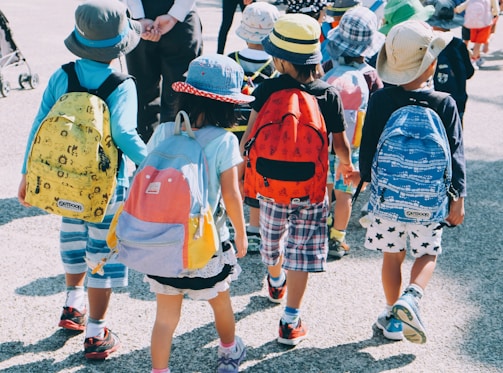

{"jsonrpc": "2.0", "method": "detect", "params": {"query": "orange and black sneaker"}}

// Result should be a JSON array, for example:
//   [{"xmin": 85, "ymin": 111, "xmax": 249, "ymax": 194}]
[
  {"xmin": 58, "ymin": 306, "xmax": 86, "ymax": 331},
  {"xmin": 277, "ymin": 318, "xmax": 308, "ymax": 346},
  {"xmin": 84, "ymin": 328, "xmax": 120, "ymax": 360},
  {"xmin": 267, "ymin": 274, "xmax": 286, "ymax": 303}
]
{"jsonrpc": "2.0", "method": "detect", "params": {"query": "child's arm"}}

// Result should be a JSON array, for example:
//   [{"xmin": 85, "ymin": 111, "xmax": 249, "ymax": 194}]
[
  {"xmin": 221, "ymin": 165, "xmax": 248, "ymax": 258},
  {"xmin": 332, "ymin": 131, "xmax": 354, "ymax": 182},
  {"xmin": 446, "ymin": 197, "xmax": 465, "ymax": 226}
]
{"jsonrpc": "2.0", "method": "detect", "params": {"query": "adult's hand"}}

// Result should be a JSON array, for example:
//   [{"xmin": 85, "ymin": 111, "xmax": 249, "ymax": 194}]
[{"xmin": 153, "ymin": 14, "xmax": 178, "ymax": 36}]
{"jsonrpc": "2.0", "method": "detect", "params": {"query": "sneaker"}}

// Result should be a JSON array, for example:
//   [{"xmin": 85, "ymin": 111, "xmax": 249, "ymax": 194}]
[
  {"xmin": 327, "ymin": 238, "xmax": 350, "ymax": 259},
  {"xmin": 376, "ymin": 311, "xmax": 403, "ymax": 341},
  {"xmin": 84, "ymin": 328, "xmax": 121, "ymax": 359},
  {"xmin": 392, "ymin": 293, "xmax": 427, "ymax": 344},
  {"xmin": 476, "ymin": 57, "xmax": 485, "ymax": 67},
  {"xmin": 58, "ymin": 306, "xmax": 86, "ymax": 331},
  {"xmin": 266, "ymin": 274, "xmax": 286, "ymax": 303},
  {"xmin": 246, "ymin": 231, "xmax": 261, "ymax": 253},
  {"xmin": 217, "ymin": 336, "xmax": 246, "ymax": 373},
  {"xmin": 278, "ymin": 319, "xmax": 308, "ymax": 345}
]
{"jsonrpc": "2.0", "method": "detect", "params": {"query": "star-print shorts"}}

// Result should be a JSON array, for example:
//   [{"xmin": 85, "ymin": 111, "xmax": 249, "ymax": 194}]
[{"xmin": 364, "ymin": 214, "xmax": 444, "ymax": 258}]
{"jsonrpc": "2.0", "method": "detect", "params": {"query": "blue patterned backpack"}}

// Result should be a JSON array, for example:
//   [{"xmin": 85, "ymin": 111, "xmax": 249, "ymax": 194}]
[{"xmin": 369, "ymin": 99, "xmax": 452, "ymax": 223}]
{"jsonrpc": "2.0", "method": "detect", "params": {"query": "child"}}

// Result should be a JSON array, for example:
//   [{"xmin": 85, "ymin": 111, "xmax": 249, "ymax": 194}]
[
  {"xmin": 17, "ymin": 0, "xmax": 147, "ymax": 359},
  {"xmin": 455, "ymin": 0, "xmax": 499, "ymax": 68},
  {"xmin": 227, "ymin": 1, "xmax": 280, "ymax": 253},
  {"xmin": 321, "ymin": 0, "xmax": 362, "ymax": 63},
  {"xmin": 354, "ymin": 20, "xmax": 466, "ymax": 343},
  {"xmin": 145, "ymin": 54, "xmax": 251, "ymax": 373},
  {"xmin": 240, "ymin": 14, "xmax": 353, "ymax": 345},
  {"xmin": 428, "ymin": 0, "xmax": 475, "ymax": 125},
  {"xmin": 322, "ymin": 6, "xmax": 385, "ymax": 259}
]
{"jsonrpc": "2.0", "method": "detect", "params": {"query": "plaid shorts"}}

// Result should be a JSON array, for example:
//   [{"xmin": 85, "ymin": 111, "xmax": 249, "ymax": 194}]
[
  {"xmin": 364, "ymin": 214, "xmax": 444, "ymax": 258},
  {"xmin": 259, "ymin": 197, "xmax": 329, "ymax": 272}
]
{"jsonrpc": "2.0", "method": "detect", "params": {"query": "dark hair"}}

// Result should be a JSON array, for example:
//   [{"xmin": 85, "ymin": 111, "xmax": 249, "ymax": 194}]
[
  {"xmin": 292, "ymin": 63, "xmax": 320, "ymax": 80},
  {"xmin": 175, "ymin": 93, "xmax": 237, "ymax": 128}
]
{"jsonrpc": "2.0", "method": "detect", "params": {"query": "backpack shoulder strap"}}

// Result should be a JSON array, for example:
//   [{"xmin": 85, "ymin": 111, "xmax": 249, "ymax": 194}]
[
  {"xmin": 61, "ymin": 62, "xmax": 86, "ymax": 93},
  {"xmin": 94, "ymin": 71, "xmax": 132, "ymax": 101},
  {"xmin": 61, "ymin": 62, "xmax": 132, "ymax": 100}
]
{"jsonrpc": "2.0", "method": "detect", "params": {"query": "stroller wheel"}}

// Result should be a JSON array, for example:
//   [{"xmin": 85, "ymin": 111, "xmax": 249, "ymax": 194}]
[
  {"xmin": 29, "ymin": 74, "xmax": 39, "ymax": 89},
  {"xmin": 0, "ymin": 80, "xmax": 11, "ymax": 97},
  {"xmin": 18, "ymin": 73, "xmax": 28, "ymax": 89}
]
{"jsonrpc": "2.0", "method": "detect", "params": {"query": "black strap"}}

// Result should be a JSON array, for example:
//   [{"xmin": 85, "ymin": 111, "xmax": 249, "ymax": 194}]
[{"xmin": 61, "ymin": 62, "xmax": 132, "ymax": 99}]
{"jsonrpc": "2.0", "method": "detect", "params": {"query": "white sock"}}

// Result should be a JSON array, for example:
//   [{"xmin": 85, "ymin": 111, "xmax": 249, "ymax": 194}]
[
  {"xmin": 406, "ymin": 283, "xmax": 424, "ymax": 299},
  {"xmin": 65, "ymin": 286, "xmax": 86, "ymax": 311},
  {"xmin": 269, "ymin": 270, "xmax": 286, "ymax": 287},
  {"xmin": 85, "ymin": 318, "xmax": 106, "ymax": 338},
  {"xmin": 246, "ymin": 225, "xmax": 260, "ymax": 234}
]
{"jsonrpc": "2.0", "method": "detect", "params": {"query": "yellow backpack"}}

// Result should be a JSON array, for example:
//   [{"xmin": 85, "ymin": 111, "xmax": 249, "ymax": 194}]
[{"xmin": 25, "ymin": 62, "xmax": 130, "ymax": 222}]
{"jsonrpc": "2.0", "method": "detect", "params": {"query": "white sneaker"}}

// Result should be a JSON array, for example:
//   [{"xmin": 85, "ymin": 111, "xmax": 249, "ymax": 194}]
[{"xmin": 217, "ymin": 336, "xmax": 246, "ymax": 373}]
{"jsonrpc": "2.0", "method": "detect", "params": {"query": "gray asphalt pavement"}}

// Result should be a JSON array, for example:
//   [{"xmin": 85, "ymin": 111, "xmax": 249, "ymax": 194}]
[{"xmin": 0, "ymin": 1, "xmax": 502, "ymax": 372}]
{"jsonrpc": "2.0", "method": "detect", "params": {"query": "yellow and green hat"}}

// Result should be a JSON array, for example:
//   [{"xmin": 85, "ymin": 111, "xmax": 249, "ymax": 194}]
[{"xmin": 262, "ymin": 14, "xmax": 322, "ymax": 65}]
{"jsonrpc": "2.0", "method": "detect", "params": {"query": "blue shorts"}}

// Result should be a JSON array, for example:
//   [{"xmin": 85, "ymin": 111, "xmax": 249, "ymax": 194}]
[
  {"xmin": 364, "ymin": 214, "xmax": 444, "ymax": 258},
  {"xmin": 259, "ymin": 196, "xmax": 329, "ymax": 272},
  {"xmin": 327, "ymin": 148, "xmax": 360, "ymax": 194},
  {"xmin": 60, "ymin": 186, "xmax": 127, "ymax": 289}
]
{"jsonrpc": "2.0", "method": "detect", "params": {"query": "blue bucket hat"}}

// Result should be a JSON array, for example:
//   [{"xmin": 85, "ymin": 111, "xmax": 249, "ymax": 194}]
[
  {"xmin": 326, "ymin": 6, "xmax": 385, "ymax": 59},
  {"xmin": 172, "ymin": 54, "xmax": 255, "ymax": 104}
]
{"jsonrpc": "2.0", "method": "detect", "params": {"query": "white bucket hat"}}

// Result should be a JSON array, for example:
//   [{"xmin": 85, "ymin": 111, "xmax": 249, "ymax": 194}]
[
  {"xmin": 377, "ymin": 20, "xmax": 453, "ymax": 85},
  {"xmin": 235, "ymin": 2, "xmax": 280, "ymax": 44}
]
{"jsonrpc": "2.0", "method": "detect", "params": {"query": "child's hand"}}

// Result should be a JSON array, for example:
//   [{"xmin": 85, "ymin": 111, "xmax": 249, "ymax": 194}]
[
  {"xmin": 335, "ymin": 162, "xmax": 354, "ymax": 183},
  {"xmin": 446, "ymin": 197, "xmax": 465, "ymax": 226},
  {"xmin": 17, "ymin": 175, "xmax": 31, "ymax": 207},
  {"xmin": 344, "ymin": 170, "xmax": 362, "ymax": 188},
  {"xmin": 233, "ymin": 232, "xmax": 248, "ymax": 259}
]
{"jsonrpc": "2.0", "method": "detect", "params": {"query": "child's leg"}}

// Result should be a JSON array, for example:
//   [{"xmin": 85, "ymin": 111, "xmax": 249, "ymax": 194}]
[
  {"xmin": 285, "ymin": 270, "xmax": 309, "ymax": 309},
  {"xmin": 409, "ymin": 254, "xmax": 437, "ymax": 291},
  {"xmin": 208, "ymin": 289, "xmax": 236, "ymax": 344},
  {"xmin": 382, "ymin": 251, "xmax": 407, "ymax": 306},
  {"xmin": 248, "ymin": 206, "xmax": 260, "ymax": 229},
  {"xmin": 151, "ymin": 293, "xmax": 183, "ymax": 370}
]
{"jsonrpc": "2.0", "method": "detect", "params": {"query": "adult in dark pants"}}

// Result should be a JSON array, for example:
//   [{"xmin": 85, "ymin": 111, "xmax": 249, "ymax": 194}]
[
  {"xmin": 217, "ymin": 0, "xmax": 254, "ymax": 54},
  {"xmin": 124, "ymin": 0, "xmax": 203, "ymax": 142}
]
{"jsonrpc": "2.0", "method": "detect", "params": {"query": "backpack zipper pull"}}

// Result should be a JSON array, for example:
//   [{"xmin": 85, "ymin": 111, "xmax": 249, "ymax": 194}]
[
  {"xmin": 194, "ymin": 211, "xmax": 205, "ymax": 240},
  {"xmin": 263, "ymin": 176, "xmax": 269, "ymax": 187}
]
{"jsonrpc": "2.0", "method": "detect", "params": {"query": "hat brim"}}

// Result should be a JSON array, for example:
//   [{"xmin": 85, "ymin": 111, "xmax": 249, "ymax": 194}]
[
  {"xmin": 262, "ymin": 34, "xmax": 322, "ymax": 65},
  {"xmin": 235, "ymin": 24, "xmax": 270, "ymax": 44},
  {"xmin": 379, "ymin": 6, "xmax": 435, "ymax": 35},
  {"xmin": 326, "ymin": 27, "xmax": 385, "ymax": 58},
  {"xmin": 172, "ymin": 81, "xmax": 255, "ymax": 104},
  {"xmin": 64, "ymin": 19, "xmax": 141, "ymax": 63},
  {"xmin": 376, "ymin": 31, "xmax": 453, "ymax": 85},
  {"xmin": 427, "ymin": 14, "xmax": 465, "ymax": 30}
]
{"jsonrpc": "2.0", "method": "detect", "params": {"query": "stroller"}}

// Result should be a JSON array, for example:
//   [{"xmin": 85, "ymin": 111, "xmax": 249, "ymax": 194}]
[{"xmin": 0, "ymin": 9, "xmax": 38, "ymax": 97}]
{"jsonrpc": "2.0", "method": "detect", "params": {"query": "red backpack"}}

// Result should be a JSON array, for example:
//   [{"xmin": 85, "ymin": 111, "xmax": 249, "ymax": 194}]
[{"xmin": 243, "ymin": 88, "xmax": 328, "ymax": 205}]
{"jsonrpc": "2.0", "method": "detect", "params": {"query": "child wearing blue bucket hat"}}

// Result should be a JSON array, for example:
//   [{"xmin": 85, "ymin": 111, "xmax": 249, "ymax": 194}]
[{"xmin": 145, "ymin": 54, "xmax": 253, "ymax": 373}]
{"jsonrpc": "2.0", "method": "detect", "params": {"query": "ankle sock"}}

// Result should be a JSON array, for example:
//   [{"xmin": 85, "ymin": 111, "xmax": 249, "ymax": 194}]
[
  {"xmin": 219, "ymin": 339, "xmax": 236, "ymax": 354},
  {"xmin": 246, "ymin": 225, "xmax": 260, "ymax": 235},
  {"xmin": 85, "ymin": 317, "xmax": 106, "ymax": 338},
  {"xmin": 330, "ymin": 228, "xmax": 346, "ymax": 242},
  {"xmin": 405, "ymin": 284, "xmax": 424, "ymax": 300},
  {"xmin": 151, "ymin": 369, "xmax": 170, "ymax": 373},
  {"xmin": 282, "ymin": 306, "xmax": 300, "ymax": 326},
  {"xmin": 65, "ymin": 286, "xmax": 86, "ymax": 311},
  {"xmin": 269, "ymin": 270, "xmax": 286, "ymax": 287}
]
